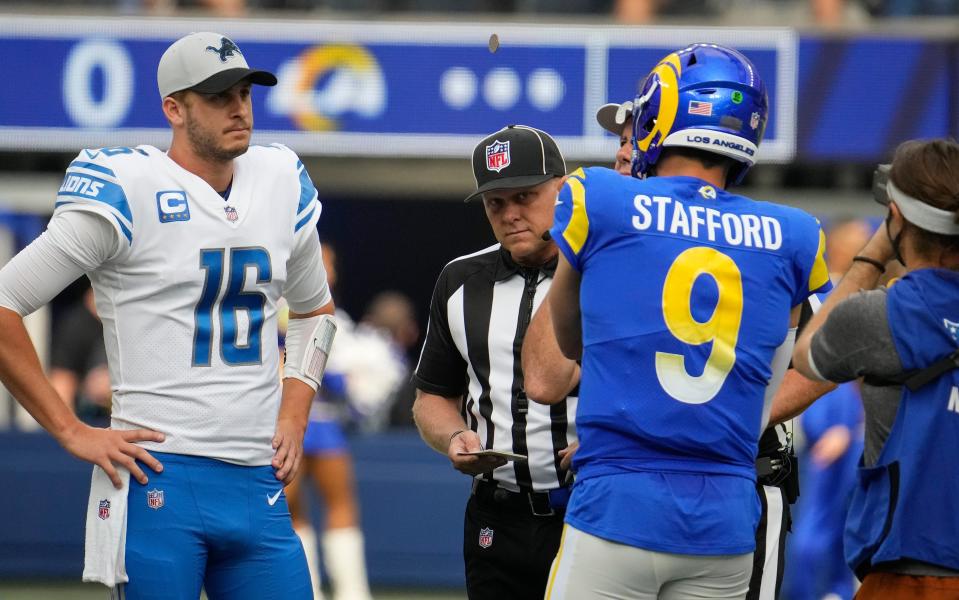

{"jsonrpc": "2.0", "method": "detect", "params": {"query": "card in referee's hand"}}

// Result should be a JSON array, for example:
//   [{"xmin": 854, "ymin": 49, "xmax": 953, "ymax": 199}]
[{"xmin": 458, "ymin": 449, "xmax": 528, "ymax": 462}]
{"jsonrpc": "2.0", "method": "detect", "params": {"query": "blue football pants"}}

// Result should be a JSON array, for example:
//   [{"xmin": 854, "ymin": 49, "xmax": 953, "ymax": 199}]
[{"xmin": 121, "ymin": 452, "xmax": 312, "ymax": 600}]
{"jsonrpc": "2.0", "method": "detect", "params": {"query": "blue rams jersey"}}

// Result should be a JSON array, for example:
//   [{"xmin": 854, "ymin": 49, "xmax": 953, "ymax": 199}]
[{"xmin": 550, "ymin": 167, "xmax": 830, "ymax": 553}]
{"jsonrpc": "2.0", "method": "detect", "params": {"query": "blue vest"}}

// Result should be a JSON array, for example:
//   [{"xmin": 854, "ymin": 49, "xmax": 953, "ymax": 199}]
[{"xmin": 844, "ymin": 268, "xmax": 959, "ymax": 576}]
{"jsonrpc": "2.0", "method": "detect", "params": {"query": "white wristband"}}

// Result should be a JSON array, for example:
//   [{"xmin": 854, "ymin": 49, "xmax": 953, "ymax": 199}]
[{"xmin": 283, "ymin": 314, "xmax": 337, "ymax": 391}]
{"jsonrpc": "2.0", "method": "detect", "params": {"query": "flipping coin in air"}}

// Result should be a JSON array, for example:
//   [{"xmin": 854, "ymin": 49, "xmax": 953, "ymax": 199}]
[{"xmin": 488, "ymin": 33, "xmax": 500, "ymax": 53}]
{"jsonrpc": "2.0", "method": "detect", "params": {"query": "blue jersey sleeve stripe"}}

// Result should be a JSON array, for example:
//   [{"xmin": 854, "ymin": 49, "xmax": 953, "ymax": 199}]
[
  {"xmin": 113, "ymin": 215, "xmax": 132, "ymax": 243},
  {"xmin": 54, "ymin": 200, "xmax": 132, "ymax": 245},
  {"xmin": 295, "ymin": 203, "xmax": 316, "ymax": 232},
  {"xmin": 297, "ymin": 167, "xmax": 318, "ymax": 215},
  {"xmin": 68, "ymin": 160, "xmax": 116, "ymax": 178}
]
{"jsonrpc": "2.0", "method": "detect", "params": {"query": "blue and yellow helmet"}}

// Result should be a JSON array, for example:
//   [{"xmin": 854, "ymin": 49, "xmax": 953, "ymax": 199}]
[{"xmin": 631, "ymin": 43, "xmax": 768, "ymax": 186}]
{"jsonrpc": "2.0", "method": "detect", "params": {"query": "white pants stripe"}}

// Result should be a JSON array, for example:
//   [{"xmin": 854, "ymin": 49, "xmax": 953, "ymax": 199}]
[{"xmin": 748, "ymin": 485, "xmax": 788, "ymax": 600}]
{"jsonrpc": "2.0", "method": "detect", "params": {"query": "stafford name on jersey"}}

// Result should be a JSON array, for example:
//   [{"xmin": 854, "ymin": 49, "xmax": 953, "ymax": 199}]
[{"xmin": 631, "ymin": 193, "xmax": 783, "ymax": 251}]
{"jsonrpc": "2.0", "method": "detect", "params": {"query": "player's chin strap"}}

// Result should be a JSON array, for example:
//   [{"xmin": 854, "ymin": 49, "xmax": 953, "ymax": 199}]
[{"xmin": 283, "ymin": 314, "xmax": 338, "ymax": 391}]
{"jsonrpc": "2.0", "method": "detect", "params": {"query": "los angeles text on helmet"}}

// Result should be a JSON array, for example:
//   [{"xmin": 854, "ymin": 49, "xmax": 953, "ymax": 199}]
[
  {"xmin": 686, "ymin": 135, "xmax": 757, "ymax": 157},
  {"xmin": 631, "ymin": 195, "xmax": 783, "ymax": 251}
]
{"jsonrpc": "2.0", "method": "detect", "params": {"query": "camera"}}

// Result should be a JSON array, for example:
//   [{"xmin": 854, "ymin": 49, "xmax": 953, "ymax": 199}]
[{"xmin": 873, "ymin": 163, "xmax": 891, "ymax": 206}]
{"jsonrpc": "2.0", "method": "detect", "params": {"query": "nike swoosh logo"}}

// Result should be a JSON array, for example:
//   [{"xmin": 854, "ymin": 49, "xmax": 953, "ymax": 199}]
[
  {"xmin": 267, "ymin": 489, "xmax": 283, "ymax": 506},
  {"xmin": 555, "ymin": 199, "xmax": 563, "ymax": 205}
]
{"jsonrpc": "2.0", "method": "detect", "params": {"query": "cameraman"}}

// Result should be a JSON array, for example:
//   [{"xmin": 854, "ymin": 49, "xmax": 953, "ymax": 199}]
[{"xmin": 793, "ymin": 138, "xmax": 959, "ymax": 598}]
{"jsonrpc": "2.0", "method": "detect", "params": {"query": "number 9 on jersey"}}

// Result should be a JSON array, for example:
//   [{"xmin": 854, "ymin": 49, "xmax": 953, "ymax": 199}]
[{"xmin": 655, "ymin": 246, "xmax": 744, "ymax": 404}]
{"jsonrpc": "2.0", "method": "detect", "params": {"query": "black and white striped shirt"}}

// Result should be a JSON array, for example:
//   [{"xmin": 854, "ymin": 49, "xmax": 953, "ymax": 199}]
[{"xmin": 414, "ymin": 244, "xmax": 577, "ymax": 492}]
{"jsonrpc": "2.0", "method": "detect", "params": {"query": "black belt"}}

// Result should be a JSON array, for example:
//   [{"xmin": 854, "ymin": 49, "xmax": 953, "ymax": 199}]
[{"xmin": 471, "ymin": 479, "xmax": 562, "ymax": 517}]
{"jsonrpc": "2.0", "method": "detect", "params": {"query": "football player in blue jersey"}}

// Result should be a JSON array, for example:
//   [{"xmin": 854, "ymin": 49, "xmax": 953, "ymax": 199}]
[
  {"xmin": 526, "ymin": 92, "xmax": 834, "ymax": 600},
  {"xmin": 543, "ymin": 44, "xmax": 832, "ymax": 599}
]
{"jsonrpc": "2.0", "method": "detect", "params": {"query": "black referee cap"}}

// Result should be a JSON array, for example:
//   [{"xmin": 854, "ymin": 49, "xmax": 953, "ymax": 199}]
[{"xmin": 465, "ymin": 125, "xmax": 566, "ymax": 202}]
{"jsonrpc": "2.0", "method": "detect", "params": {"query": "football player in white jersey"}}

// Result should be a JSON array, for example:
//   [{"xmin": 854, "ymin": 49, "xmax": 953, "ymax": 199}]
[{"xmin": 0, "ymin": 32, "xmax": 334, "ymax": 599}]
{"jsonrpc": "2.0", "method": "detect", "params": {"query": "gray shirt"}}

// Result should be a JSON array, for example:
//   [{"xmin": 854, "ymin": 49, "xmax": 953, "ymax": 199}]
[{"xmin": 809, "ymin": 289, "xmax": 901, "ymax": 468}]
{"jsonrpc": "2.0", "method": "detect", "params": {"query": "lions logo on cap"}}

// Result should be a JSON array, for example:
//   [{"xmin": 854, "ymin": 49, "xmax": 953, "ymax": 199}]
[
  {"xmin": 486, "ymin": 141, "xmax": 510, "ymax": 173},
  {"xmin": 206, "ymin": 37, "xmax": 242, "ymax": 63}
]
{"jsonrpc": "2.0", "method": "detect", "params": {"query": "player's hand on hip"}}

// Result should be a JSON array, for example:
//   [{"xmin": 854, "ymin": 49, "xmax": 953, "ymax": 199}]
[
  {"xmin": 271, "ymin": 417, "xmax": 306, "ymax": 484},
  {"xmin": 558, "ymin": 441, "xmax": 579, "ymax": 471},
  {"xmin": 60, "ymin": 422, "xmax": 164, "ymax": 489},
  {"xmin": 447, "ymin": 430, "xmax": 507, "ymax": 475}
]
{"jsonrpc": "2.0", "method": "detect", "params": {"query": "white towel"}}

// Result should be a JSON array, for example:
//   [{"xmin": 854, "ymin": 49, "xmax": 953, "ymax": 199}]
[{"xmin": 82, "ymin": 466, "xmax": 130, "ymax": 588}]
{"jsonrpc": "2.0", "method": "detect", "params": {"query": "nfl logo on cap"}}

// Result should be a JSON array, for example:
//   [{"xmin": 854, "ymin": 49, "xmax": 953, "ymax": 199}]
[
  {"xmin": 486, "ymin": 141, "xmax": 510, "ymax": 173},
  {"xmin": 98, "ymin": 499, "xmax": 111, "ymax": 520},
  {"xmin": 465, "ymin": 124, "xmax": 566, "ymax": 203},
  {"xmin": 147, "ymin": 489, "xmax": 164, "ymax": 510},
  {"xmin": 478, "ymin": 527, "xmax": 494, "ymax": 549}
]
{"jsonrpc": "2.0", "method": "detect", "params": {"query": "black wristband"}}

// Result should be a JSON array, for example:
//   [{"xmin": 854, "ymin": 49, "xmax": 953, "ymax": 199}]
[{"xmin": 852, "ymin": 255, "xmax": 886, "ymax": 273}]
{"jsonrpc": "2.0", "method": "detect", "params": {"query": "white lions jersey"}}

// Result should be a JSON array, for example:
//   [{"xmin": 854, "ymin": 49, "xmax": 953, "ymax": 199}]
[{"xmin": 53, "ymin": 144, "xmax": 329, "ymax": 465}]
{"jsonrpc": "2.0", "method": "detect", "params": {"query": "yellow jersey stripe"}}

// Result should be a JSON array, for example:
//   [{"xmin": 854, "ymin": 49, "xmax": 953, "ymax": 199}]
[
  {"xmin": 562, "ymin": 176, "xmax": 589, "ymax": 255},
  {"xmin": 808, "ymin": 227, "xmax": 829, "ymax": 292}
]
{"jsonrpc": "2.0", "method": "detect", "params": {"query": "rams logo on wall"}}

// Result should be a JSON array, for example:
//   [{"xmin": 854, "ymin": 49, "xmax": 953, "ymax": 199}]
[{"xmin": 267, "ymin": 44, "xmax": 386, "ymax": 131}]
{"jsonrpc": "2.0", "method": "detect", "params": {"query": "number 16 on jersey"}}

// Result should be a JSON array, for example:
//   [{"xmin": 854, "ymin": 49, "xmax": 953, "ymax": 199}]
[{"xmin": 193, "ymin": 247, "xmax": 272, "ymax": 367}]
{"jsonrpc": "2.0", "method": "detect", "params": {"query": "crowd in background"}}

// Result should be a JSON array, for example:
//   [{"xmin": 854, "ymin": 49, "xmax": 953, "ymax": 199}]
[{"xmin": 2, "ymin": 0, "xmax": 959, "ymax": 24}]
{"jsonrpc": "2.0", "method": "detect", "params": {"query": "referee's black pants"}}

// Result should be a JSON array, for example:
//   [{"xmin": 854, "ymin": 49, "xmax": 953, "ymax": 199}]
[{"xmin": 464, "ymin": 481, "xmax": 565, "ymax": 600}]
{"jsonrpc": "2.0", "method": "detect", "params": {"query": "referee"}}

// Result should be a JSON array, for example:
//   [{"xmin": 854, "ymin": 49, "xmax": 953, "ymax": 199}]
[{"xmin": 412, "ymin": 125, "xmax": 578, "ymax": 600}]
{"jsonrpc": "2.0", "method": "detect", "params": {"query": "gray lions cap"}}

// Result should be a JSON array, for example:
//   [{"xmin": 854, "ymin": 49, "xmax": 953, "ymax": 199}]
[{"xmin": 157, "ymin": 32, "xmax": 277, "ymax": 98}]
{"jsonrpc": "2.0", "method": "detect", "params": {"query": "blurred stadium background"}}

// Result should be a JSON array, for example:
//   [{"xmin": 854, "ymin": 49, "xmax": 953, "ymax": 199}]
[{"xmin": 1, "ymin": 0, "xmax": 956, "ymax": 597}]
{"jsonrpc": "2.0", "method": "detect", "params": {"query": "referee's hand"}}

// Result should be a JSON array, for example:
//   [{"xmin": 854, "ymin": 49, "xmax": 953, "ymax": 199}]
[{"xmin": 448, "ymin": 430, "xmax": 508, "ymax": 475}]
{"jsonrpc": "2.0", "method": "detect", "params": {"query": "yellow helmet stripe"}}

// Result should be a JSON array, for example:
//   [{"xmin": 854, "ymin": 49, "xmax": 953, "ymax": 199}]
[{"xmin": 637, "ymin": 53, "xmax": 682, "ymax": 153}]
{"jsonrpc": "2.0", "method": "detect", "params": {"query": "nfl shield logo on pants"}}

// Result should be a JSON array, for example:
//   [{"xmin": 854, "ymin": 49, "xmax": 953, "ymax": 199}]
[
  {"xmin": 98, "ymin": 499, "xmax": 110, "ymax": 520},
  {"xmin": 486, "ymin": 141, "xmax": 510, "ymax": 172},
  {"xmin": 147, "ymin": 489, "xmax": 164, "ymax": 510},
  {"xmin": 478, "ymin": 527, "xmax": 494, "ymax": 549}
]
